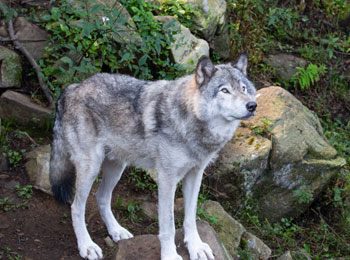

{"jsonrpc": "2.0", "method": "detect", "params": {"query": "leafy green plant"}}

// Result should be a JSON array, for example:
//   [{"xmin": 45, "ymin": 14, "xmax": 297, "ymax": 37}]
[
  {"xmin": 291, "ymin": 63, "xmax": 327, "ymax": 90},
  {"xmin": 0, "ymin": 119, "xmax": 14, "ymax": 145},
  {"xmin": 293, "ymin": 186, "xmax": 314, "ymax": 204},
  {"xmin": 39, "ymin": 0, "xmax": 188, "ymax": 97},
  {"xmin": 250, "ymin": 117, "xmax": 274, "ymax": 136},
  {"xmin": 128, "ymin": 168, "xmax": 157, "ymax": 193},
  {"xmin": 196, "ymin": 207, "xmax": 218, "ymax": 226},
  {"xmin": 0, "ymin": 197, "xmax": 15, "ymax": 212},
  {"xmin": 125, "ymin": 201, "xmax": 142, "ymax": 223},
  {"xmin": 16, "ymin": 185, "xmax": 33, "ymax": 199},
  {"xmin": 7, "ymin": 149, "xmax": 25, "ymax": 168},
  {"xmin": 1, "ymin": 247, "xmax": 24, "ymax": 260}
]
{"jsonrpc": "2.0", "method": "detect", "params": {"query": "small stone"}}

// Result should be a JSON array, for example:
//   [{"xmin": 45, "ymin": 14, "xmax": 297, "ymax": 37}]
[
  {"xmin": 104, "ymin": 236, "xmax": 115, "ymax": 248},
  {"xmin": 241, "ymin": 231, "xmax": 271, "ymax": 260},
  {"xmin": 174, "ymin": 198, "xmax": 184, "ymax": 213},
  {"xmin": 277, "ymin": 251, "xmax": 293, "ymax": 260},
  {"xmin": 0, "ymin": 174, "xmax": 9, "ymax": 179},
  {"xmin": 0, "ymin": 215, "xmax": 9, "ymax": 229},
  {"xmin": 140, "ymin": 201, "xmax": 158, "ymax": 221}
]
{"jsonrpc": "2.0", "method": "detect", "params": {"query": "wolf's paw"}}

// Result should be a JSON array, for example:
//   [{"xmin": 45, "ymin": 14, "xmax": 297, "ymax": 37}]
[
  {"xmin": 79, "ymin": 241, "xmax": 103, "ymax": 260},
  {"xmin": 187, "ymin": 241, "xmax": 214, "ymax": 260},
  {"xmin": 110, "ymin": 227, "xmax": 133, "ymax": 242}
]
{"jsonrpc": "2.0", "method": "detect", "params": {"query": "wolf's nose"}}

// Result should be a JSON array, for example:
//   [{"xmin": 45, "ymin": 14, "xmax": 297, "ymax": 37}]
[{"xmin": 246, "ymin": 102, "xmax": 257, "ymax": 112}]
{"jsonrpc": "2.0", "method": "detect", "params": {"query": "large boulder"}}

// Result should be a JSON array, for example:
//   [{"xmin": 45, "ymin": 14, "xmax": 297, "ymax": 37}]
[
  {"xmin": 0, "ymin": 90, "xmax": 53, "ymax": 127},
  {"xmin": 24, "ymin": 145, "xmax": 51, "ymax": 194},
  {"xmin": 182, "ymin": 0, "xmax": 226, "ymax": 42},
  {"xmin": 0, "ymin": 46, "xmax": 22, "ymax": 88},
  {"xmin": 155, "ymin": 16, "xmax": 209, "ymax": 69},
  {"xmin": 211, "ymin": 86, "xmax": 346, "ymax": 221},
  {"xmin": 113, "ymin": 221, "xmax": 231, "ymax": 260}
]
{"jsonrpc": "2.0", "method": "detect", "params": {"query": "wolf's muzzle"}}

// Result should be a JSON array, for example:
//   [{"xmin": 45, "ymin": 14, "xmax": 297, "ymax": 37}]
[{"xmin": 246, "ymin": 102, "xmax": 257, "ymax": 113}]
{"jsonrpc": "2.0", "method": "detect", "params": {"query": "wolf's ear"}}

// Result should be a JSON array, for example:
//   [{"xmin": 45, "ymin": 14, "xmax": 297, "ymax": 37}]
[
  {"xmin": 233, "ymin": 53, "xmax": 248, "ymax": 75},
  {"xmin": 195, "ymin": 56, "xmax": 216, "ymax": 86}
]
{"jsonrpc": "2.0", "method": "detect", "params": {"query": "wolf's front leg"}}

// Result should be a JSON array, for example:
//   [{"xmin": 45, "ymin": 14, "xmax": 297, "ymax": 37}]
[
  {"xmin": 158, "ymin": 172, "xmax": 183, "ymax": 260},
  {"xmin": 182, "ymin": 168, "xmax": 215, "ymax": 260}
]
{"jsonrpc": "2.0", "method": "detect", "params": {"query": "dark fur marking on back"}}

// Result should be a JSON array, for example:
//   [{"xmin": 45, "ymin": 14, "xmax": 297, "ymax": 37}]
[
  {"xmin": 178, "ymin": 101, "xmax": 188, "ymax": 118},
  {"xmin": 154, "ymin": 93, "xmax": 164, "ymax": 132}
]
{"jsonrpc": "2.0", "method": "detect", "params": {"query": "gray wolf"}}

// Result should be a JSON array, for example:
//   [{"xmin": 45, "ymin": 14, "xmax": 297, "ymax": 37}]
[{"xmin": 49, "ymin": 54, "xmax": 257, "ymax": 260}]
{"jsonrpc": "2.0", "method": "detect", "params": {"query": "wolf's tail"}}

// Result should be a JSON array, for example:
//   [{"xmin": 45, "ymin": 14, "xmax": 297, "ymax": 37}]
[{"xmin": 49, "ymin": 95, "xmax": 75, "ymax": 205}]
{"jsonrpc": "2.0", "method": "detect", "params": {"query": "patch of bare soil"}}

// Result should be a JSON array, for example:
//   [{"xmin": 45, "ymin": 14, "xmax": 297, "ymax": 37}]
[{"xmin": 0, "ymin": 159, "xmax": 159, "ymax": 260}]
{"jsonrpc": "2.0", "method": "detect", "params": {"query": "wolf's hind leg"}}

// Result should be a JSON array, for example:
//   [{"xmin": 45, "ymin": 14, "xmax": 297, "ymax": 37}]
[
  {"xmin": 71, "ymin": 154, "xmax": 104, "ymax": 260},
  {"xmin": 95, "ymin": 159, "xmax": 133, "ymax": 243},
  {"xmin": 183, "ymin": 168, "xmax": 215, "ymax": 260}
]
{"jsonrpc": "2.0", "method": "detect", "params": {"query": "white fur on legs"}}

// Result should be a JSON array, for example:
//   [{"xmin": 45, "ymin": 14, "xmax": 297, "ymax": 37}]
[
  {"xmin": 71, "ymin": 155, "xmax": 104, "ymax": 260},
  {"xmin": 95, "ymin": 159, "xmax": 133, "ymax": 242},
  {"xmin": 157, "ymin": 171, "xmax": 183, "ymax": 260},
  {"xmin": 182, "ymin": 168, "xmax": 214, "ymax": 260}
]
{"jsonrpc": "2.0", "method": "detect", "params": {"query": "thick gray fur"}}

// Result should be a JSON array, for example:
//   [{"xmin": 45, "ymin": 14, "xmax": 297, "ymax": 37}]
[{"xmin": 50, "ymin": 54, "xmax": 256, "ymax": 260}]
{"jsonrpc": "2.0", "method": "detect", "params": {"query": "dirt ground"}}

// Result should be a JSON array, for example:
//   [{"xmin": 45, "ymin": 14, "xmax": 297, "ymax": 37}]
[{"xmin": 0, "ymin": 160, "xmax": 159, "ymax": 260}]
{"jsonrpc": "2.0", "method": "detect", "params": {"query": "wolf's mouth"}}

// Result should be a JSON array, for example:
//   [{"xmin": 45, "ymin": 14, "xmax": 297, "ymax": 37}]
[{"xmin": 230, "ymin": 111, "xmax": 256, "ymax": 121}]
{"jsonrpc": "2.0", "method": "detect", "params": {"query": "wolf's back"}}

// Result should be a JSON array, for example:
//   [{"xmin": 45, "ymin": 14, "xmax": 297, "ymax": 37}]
[{"xmin": 49, "ymin": 88, "xmax": 75, "ymax": 205}]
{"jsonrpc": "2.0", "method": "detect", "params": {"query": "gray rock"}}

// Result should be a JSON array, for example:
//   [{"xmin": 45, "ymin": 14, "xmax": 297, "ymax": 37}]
[
  {"xmin": 0, "ymin": 90, "xmax": 53, "ymax": 127},
  {"xmin": 155, "ymin": 16, "xmax": 209, "ymax": 69},
  {"xmin": 291, "ymin": 249, "xmax": 312, "ymax": 260},
  {"xmin": 263, "ymin": 54, "xmax": 307, "ymax": 81},
  {"xmin": 104, "ymin": 236, "xmax": 115, "ymax": 248},
  {"xmin": 113, "ymin": 221, "xmax": 231, "ymax": 260},
  {"xmin": 201, "ymin": 200, "xmax": 245, "ymax": 255},
  {"xmin": 0, "ymin": 46, "xmax": 22, "ymax": 88},
  {"xmin": 241, "ymin": 232, "xmax": 271, "ymax": 260},
  {"xmin": 277, "ymin": 251, "xmax": 293, "ymax": 260},
  {"xmin": 24, "ymin": 145, "xmax": 52, "ymax": 195},
  {"xmin": 210, "ymin": 86, "xmax": 346, "ymax": 222}
]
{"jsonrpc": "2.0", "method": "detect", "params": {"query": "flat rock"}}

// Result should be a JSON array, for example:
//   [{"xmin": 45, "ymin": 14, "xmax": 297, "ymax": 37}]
[
  {"xmin": 0, "ymin": 90, "xmax": 53, "ymax": 127},
  {"xmin": 113, "ymin": 221, "xmax": 231, "ymax": 260}
]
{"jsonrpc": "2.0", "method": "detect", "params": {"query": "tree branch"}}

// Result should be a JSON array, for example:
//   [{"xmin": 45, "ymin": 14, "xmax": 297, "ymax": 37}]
[{"xmin": 0, "ymin": 1, "xmax": 55, "ymax": 109}]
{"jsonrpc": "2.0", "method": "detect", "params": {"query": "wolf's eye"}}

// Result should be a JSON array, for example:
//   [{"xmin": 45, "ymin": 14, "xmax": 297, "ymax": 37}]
[
  {"xmin": 221, "ymin": 88, "xmax": 230, "ymax": 94},
  {"xmin": 242, "ymin": 85, "xmax": 246, "ymax": 92}
]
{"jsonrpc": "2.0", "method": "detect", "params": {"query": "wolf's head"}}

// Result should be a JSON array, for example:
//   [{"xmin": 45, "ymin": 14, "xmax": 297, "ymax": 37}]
[{"xmin": 194, "ymin": 54, "xmax": 257, "ymax": 122}]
